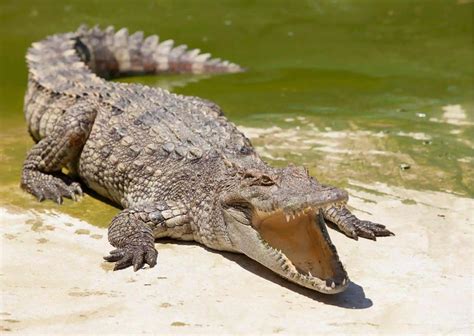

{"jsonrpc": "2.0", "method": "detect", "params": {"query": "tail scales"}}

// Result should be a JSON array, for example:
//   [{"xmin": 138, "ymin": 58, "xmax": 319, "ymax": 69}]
[{"xmin": 76, "ymin": 25, "xmax": 243, "ymax": 78}]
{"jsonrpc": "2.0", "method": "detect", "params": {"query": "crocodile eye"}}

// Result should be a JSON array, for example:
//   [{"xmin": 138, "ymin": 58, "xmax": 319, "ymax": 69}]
[
  {"xmin": 259, "ymin": 174, "xmax": 275, "ymax": 186},
  {"xmin": 240, "ymin": 169, "xmax": 276, "ymax": 186}
]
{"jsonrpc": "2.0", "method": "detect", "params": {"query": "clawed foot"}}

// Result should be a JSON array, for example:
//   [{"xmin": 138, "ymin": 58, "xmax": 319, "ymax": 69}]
[
  {"xmin": 346, "ymin": 220, "xmax": 395, "ymax": 240},
  {"xmin": 324, "ymin": 206, "xmax": 394, "ymax": 241},
  {"xmin": 338, "ymin": 219, "xmax": 394, "ymax": 241},
  {"xmin": 104, "ymin": 244, "xmax": 158, "ymax": 271},
  {"xmin": 21, "ymin": 170, "xmax": 83, "ymax": 204}
]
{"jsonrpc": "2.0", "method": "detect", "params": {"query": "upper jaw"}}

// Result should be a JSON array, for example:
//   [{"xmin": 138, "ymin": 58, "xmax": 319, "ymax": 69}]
[
  {"xmin": 262, "ymin": 200, "xmax": 348, "ymax": 221},
  {"xmin": 254, "ymin": 186, "xmax": 349, "ymax": 216}
]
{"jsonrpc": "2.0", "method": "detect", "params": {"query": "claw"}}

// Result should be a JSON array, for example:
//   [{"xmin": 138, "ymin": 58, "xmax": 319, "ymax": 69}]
[
  {"xmin": 55, "ymin": 195, "xmax": 63, "ymax": 205},
  {"xmin": 145, "ymin": 249, "xmax": 158, "ymax": 268},
  {"xmin": 349, "ymin": 231, "xmax": 358, "ymax": 241},
  {"xmin": 358, "ymin": 225, "xmax": 377, "ymax": 240},
  {"xmin": 113, "ymin": 253, "xmax": 133, "ymax": 271},
  {"xmin": 364, "ymin": 232, "xmax": 377, "ymax": 241},
  {"xmin": 132, "ymin": 252, "xmax": 145, "ymax": 271},
  {"xmin": 71, "ymin": 182, "xmax": 83, "ymax": 197},
  {"xmin": 104, "ymin": 249, "xmax": 125, "ymax": 262},
  {"xmin": 377, "ymin": 229, "xmax": 395, "ymax": 237},
  {"xmin": 73, "ymin": 182, "xmax": 82, "ymax": 191},
  {"xmin": 146, "ymin": 254, "xmax": 157, "ymax": 267},
  {"xmin": 109, "ymin": 248, "xmax": 123, "ymax": 255}
]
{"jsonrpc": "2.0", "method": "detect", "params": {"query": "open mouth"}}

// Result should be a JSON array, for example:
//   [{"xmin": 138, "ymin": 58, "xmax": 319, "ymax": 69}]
[{"xmin": 252, "ymin": 207, "xmax": 349, "ymax": 293}]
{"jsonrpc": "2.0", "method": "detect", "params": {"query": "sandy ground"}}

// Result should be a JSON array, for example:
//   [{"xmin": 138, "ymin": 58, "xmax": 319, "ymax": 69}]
[{"xmin": 0, "ymin": 181, "xmax": 472, "ymax": 335}]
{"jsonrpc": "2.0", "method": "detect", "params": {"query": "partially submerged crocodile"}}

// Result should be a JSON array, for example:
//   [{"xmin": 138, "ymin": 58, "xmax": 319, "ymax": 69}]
[{"xmin": 22, "ymin": 25, "xmax": 393, "ymax": 294}]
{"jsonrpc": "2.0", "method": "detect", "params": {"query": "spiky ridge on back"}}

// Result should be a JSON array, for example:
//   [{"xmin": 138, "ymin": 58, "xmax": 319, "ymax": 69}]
[
  {"xmin": 26, "ymin": 25, "xmax": 243, "ymax": 101},
  {"xmin": 26, "ymin": 32, "xmax": 102, "ymax": 95},
  {"xmin": 75, "ymin": 25, "xmax": 243, "ymax": 76},
  {"xmin": 25, "ymin": 25, "xmax": 251, "ymax": 155}
]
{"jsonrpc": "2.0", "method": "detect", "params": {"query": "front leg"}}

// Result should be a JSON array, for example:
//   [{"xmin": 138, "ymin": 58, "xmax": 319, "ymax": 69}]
[
  {"xmin": 323, "ymin": 206, "xmax": 394, "ymax": 240},
  {"xmin": 21, "ymin": 102, "xmax": 96, "ymax": 203},
  {"xmin": 103, "ymin": 201, "xmax": 190, "ymax": 271},
  {"xmin": 104, "ymin": 209, "xmax": 158, "ymax": 271}
]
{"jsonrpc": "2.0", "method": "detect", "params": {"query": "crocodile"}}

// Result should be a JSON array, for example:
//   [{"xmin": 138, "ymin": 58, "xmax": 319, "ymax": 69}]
[{"xmin": 22, "ymin": 25, "xmax": 393, "ymax": 294}]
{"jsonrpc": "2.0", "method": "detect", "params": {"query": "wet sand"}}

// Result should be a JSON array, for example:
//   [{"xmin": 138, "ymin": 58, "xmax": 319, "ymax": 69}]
[{"xmin": 1, "ymin": 181, "xmax": 472, "ymax": 335}]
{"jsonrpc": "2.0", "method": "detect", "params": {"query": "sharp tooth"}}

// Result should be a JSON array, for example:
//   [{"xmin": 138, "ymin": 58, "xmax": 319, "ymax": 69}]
[
  {"xmin": 285, "ymin": 214, "xmax": 291, "ymax": 222},
  {"xmin": 331, "ymin": 282, "xmax": 335, "ymax": 289},
  {"xmin": 308, "ymin": 271, "xmax": 313, "ymax": 278},
  {"xmin": 342, "ymin": 279, "xmax": 347, "ymax": 285}
]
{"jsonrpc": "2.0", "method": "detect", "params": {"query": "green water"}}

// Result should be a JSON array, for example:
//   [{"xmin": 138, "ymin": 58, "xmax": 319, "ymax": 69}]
[{"xmin": 0, "ymin": 0, "xmax": 472, "ymax": 226}]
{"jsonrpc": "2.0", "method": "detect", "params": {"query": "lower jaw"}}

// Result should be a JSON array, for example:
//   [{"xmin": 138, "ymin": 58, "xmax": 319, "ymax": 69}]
[
  {"xmin": 254, "ymin": 210, "xmax": 349, "ymax": 294},
  {"xmin": 289, "ymin": 272, "xmax": 349, "ymax": 294},
  {"xmin": 266, "ymin": 245, "xmax": 349, "ymax": 294}
]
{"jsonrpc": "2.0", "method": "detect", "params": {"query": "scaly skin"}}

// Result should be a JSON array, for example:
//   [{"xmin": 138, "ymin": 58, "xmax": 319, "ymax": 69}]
[{"xmin": 22, "ymin": 25, "xmax": 394, "ymax": 294}]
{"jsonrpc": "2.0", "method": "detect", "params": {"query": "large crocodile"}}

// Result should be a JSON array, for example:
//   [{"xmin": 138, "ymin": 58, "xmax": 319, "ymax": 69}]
[{"xmin": 22, "ymin": 25, "xmax": 393, "ymax": 294}]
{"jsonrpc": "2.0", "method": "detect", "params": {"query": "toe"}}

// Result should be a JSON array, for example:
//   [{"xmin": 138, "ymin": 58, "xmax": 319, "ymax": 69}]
[
  {"xmin": 356, "ymin": 224, "xmax": 377, "ymax": 240},
  {"xmin": 145, "ymin": 248, "xmax": 158, "ymax": 268},
  {"xmin": 104, "ymin": 249, "xmax": 125, "ymax": 262},
  {"xmin": 71, "ymin": 182, "xmax": 83, "ymax": 196},
  {"xmin": 113, "ymin": 253, "xmax": 133, "ymax": 271},
  {"xmin": 132, "ymin": 252, "xmax": 145, "ymax": 272}
]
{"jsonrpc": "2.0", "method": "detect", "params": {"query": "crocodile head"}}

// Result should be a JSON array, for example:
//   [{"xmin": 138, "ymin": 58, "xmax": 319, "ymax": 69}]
[{"xmin": 221, "ymin": 163, "xmax": 349, "ymax": 293}]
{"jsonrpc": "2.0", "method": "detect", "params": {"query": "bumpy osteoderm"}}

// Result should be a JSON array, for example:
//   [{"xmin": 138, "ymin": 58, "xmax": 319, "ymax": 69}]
[{"xmin": 22, "ymin": 25, "xmax": 393, "ymax": 294}]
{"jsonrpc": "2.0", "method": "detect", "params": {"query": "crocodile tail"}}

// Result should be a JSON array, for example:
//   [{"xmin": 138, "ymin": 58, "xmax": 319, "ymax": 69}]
[{"xmin": 76, "ymin": 25, "xmax": 243, "ymax": 78}]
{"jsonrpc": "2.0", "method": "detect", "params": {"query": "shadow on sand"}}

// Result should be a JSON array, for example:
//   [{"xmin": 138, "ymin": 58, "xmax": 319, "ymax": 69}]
[{"xmin": 158, "ymin": 239, "xmax": 372, "ymax": 309}]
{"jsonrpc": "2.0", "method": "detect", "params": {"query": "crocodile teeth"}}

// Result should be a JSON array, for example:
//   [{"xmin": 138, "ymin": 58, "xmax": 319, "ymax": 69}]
[
  {"xmin": 331, "ymin": 281, "xmax": 335, "ymax": 289},
  {"xmin": 285, "ymin": 214, "xmax": 291, "ymax": 222}
]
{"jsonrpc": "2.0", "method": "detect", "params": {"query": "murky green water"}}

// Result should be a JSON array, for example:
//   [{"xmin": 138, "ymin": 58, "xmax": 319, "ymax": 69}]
[{"xmin": 0, "ymin": 0, "xmax": 472, "ymax": 226}]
